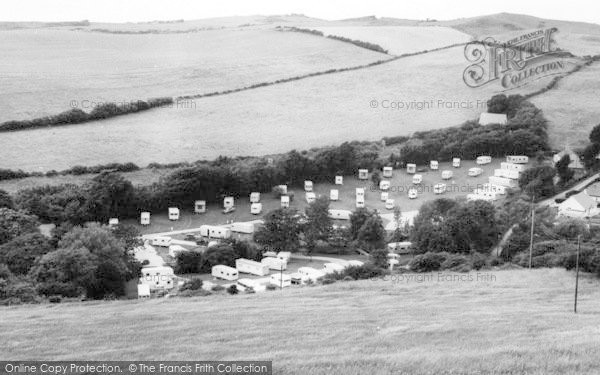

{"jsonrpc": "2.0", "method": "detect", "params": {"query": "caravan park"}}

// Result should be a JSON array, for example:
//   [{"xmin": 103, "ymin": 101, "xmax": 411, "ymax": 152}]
[{"xmin": 1, "ymin": 8, "xmax": 600, "ymax": 374}]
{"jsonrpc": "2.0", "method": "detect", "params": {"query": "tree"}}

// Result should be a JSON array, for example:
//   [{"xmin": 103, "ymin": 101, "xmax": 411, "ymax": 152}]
[
  {"xmin": 555, "ymin": 154, "xmax": 574, "ymax": 185},
  {"xmin": 174, "ymin": 251, "xmax": 203, "ymax": 274},
  {"xmin": 0, "ymin": 208, "xmax": 40, "ymax": 245},
  {"xmin": 486, "ymin": 94, "xmax": 508, "ymax": 114},
  {"xmin": 370, "ymin": 248, "xmax": 389, "ymax": 269},
  {"xmin": 589, "ymin": 123, "xmax": 600, "ymax": 144},
  {"xmin": 371, "ymin": 170, "xmax": 381, "ymax": 187},
  {"xmin": 0, "ymin": 190, "xmax": 13, "ymax": 209},
  {"xmin": 254, "ymin": 208, "xmax": 302, "ymax": 252},
  {"xmin": 84, "ymin": 173, "xmax": 136, "ymax": 222},
  {"xmin": 357, "ymin": 215, "xmax": 386, "ymax": 250},
  {"xmin": 224, "ymin": 239, "xmax": 261, "ymax": 261},
  {"xmin": 349, "ymin": 208, "xmax": 377, "ymax": 240},
  {"xmin": 304, "ymin": 196, "xmax": 332, "ymax": 250},
  {"xmin": 390, "ymin": 207, "xmax": 407, "ymax": 242},
  {"xmin": 0, "ymin": 233, "xmax": 53, "ymax": 275},
  {"xmin": 518, "ymin": 166, "xmax": 556, "ymax": 199},
  {"xmin": 200, "ymin": 244, "xmax": 237, "ymax": 273},
  {"xmin": 112, "ymin": 224, "xmax": 141, "ymax": 250},
  {"xmin": 443, "ymin": 200, "xmax": 499, "ymax": 254}
]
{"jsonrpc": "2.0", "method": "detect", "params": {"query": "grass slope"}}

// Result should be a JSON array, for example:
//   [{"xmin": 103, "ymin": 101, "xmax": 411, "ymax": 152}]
[{"xmin": 1, "ymin": 269, "xmax": 599, "ymax": 374}]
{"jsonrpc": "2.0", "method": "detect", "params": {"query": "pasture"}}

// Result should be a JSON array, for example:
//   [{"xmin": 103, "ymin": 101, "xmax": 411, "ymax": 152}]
[
  {"xmin": 0, "ymin": 27, "xmax": 385, "ymax": 122},
  {"xmin": 0, "ymin": 46, "xmax": 551, "ymax": 172},
  {"xmin": 1, "ymin": 269, "xmax": 599, "ymax": 374},
  {"xmin": 314, "ymin": 25, "xmax": 472, "ymax": 55}
]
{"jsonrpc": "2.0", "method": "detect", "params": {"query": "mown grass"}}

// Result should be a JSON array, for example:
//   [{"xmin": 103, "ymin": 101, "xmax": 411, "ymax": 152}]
[{"xmin": 1, "ymin": 269, "xmax": 599, "ymax": 374}]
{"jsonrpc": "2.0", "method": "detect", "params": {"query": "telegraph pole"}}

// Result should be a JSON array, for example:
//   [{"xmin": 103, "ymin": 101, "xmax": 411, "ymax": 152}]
[
  {"xmin": 574, "ymin": 234, "xmax": 581, "ymax": 313},
  {"xmin": 528, "ymin": 195, "xmax": 535, "ymax": 269}
]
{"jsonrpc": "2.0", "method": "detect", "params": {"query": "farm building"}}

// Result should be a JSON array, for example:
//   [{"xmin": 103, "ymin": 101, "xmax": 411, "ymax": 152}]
[
  {"xmin": 553, "ymin": 146, "xmax": 584, "ymax": 169},
  {"xmin": 328, "ymin": 209, "xmax": 352, "ymax": 220},
  {"xmin": 151, "ymin": 236, "xmax": 172, "ymax": 247},
  {"xmin": 479, "ymin": 112, "xmax": 507, "ymax": 125},
  {"xmin": 281, "ymin": 195, "xmax": 290, "ymax": 208},
  {"xmin": 506, "ymin": 155, "xmax": 529, "ymax": 164},
  {"xmin": 270, "ymin": 273, "xmax": 292, "ymax": 288},
  {"xmin": 379, "ymin": 180, "xmax": 391, "ymax": 190},
  {"xmin": 585, "ymin": 183, "xmax": 600, "ymax": 203},
  {"xmin": 305, "ymin": 192, "xmax": 316, "ymax": 204},
  {"xmin": 442, "ymin": 170, "xmax": 453, "ymax": 180},
  {"xmin": 330, "ymin": 189, "xmax": 339, "ymax": 201},
  {"xmin": 140, "ymin": 266, "xmax": 174, "ymax": 291},
  {"xmin": 558, "ymin": 192, "xmax": 599, "ymax": 218},
  {"xmin": 406, "ymin": 163, "xmax": 416, "ymax": 174},
  {"xmin": 468, "ymin": 167, "xmax": 483, "ymax": 177},
  {"xmin": 501, "ymin": 162, "xmax": 525, "ymax": 172},
  {"xmin": 452, "ymin": 158, "xmax": 461, "ymax": 168},
  {"xmin": 251, "ymin": 203, "xmax": 262, "ymax": 215},
  {"xmin": 140, "ymin": 212, "xmax": 150, "ymax": 225},
  {"xmin": 261, "ymin": 257, "xmax": 287, "ymax": 271},
  {"xmin": 199, "ymin": 225, "xmax": 232, "ymax": 239},
  {"xmin": 194, "ymin": 200, "xmax": 207, "ymax": 214},
  {"xmin": 383, "ymin": 166, "xmax": 393, "ymax": 178},
  {"xmin": 489, "ymin": 176, "xmax": 517, "ymax": 188},
  {"xmin": 476, "ymin": 156, "xmax": 492, "ymax": 165},
  {"xmin": 358, "ymin": 169, "xmax": 369, "ymax": 180},
  {"xmin": 212, "ymin": 265, "xmax": 239, "ymax": 281},
  {"xmin": 381, "ymin": 191, "xmax": 389, "ymax": 201},
  {"xmin": 335, "ymin": 176, "xmax": 343, "ymax": 185},
  {"xmin": 236, "ymin": 258, "xmax": 270, "ymax": 276},
  {"xmin": 434, "ymin": 183, "xmax": 447, "ymax": 194},
  {"xmin": 412, "ymin": 174, "xmax": 423, "ymax": 184},
  {"xmin": 304, "ymin": 180, "xmax": 313, "ymax": 192},
  {"xmin": 168, "ymin": 207, "xmax": 180, "ymax": 221},
  {"xmin": 250, "ymin": 192, "xmax": 260, "ymax": 203},
  {"xmin": 430, "ymin": 160, "xmax": 439, "ymax": 170}
]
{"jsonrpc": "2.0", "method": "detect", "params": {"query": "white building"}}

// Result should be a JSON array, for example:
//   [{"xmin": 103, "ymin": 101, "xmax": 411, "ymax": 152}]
[{"xmin": 558, "ymin": 192, "xmax": 599, "ymax": 218}]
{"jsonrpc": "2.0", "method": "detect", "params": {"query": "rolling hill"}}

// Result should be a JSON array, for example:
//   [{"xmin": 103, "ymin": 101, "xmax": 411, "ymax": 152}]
[{"xmin": 1, "ymin": 269, "xmax": 599, "ymax": 374}]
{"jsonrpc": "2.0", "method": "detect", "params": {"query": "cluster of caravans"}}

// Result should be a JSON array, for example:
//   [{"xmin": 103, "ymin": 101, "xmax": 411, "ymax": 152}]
[
  {"xmin": 468, "ymin": 155, "xmax": 528, "ymax": 202},
  {"xmin": 211, "ymin": 253, "xmax": 363, "ymax": 291},
  {"xmin": 133, "ymin": 244, "xmax": 176, "ymax": 297}
]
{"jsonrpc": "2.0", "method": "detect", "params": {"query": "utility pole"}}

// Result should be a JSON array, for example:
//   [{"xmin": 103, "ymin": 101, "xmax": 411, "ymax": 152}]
[
  {"xmin": 529, "ymin": 195, "xmax": 535, "ymax": 269},
  {"xmin": 280, "ymin": 264, "xmax": 283, "ymax": 290},
  {"xmin": 574, "ymin": 234, "xmax": 581, "ymax": 313}
]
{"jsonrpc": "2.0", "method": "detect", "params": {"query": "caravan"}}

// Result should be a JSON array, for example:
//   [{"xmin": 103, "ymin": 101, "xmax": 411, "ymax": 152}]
[
  {"xmin": 108, "ymin": 218, "xmax": 119, "ymax": 227},
  {"xmin": 358, "ymin": 169, "xmax": 369, "ymax": 180},
  {"xmin": 506, "ymin": 155, "xmax": 529, "ymax": 164},
  {"xmin": 452, "ymin": 158, "xmax": 461, "ymax": 168},
  {"xmin": 140, "ymin": 212, "xmax": 150, "ymax": 225},
  {"xmin": 212, "ymin": 265, "xmax": 239, "ymax": 281},
  {"xmin": 199, "ymin": 225, "xmax": 232, "ymax": 239},
  {"xmin": 500, "ymin": 162, "xmax": 525, "ymax": 172},
  {"xmin": 430, "ymin": 160, "xmax": 439, "ymax": 170},
  {"xmin": 412, "ymin": 174, "xmax": 423, "ymax": 184},
  {"xmin": 489, "ymin": 176, "xmax": 517, "ymax": 188},
  {"xmin": 476, "ymin": 156, "xmax": 492, "ymax": 165},
  {"xmin": 328, "ymin": 209, "xmax": 352, "ymax": 220},
  {"xmin": 323, "ymin": 263, "xmax": 345, "ymax": 274},
  {"xmin": 251, "ymin": 203, "xmax": 262, "ymax": 215},
  {"xmin": 434, "ymin": 183, "xmax": 447, "ymax": 194},
  {"xmin": 297, "ymin": 267, "xmax": 326, "ymax": 283},
  {"xmin": 277, "ymin": 251, "xmax": 291, "ymax": 263},
  {"xmin": 304, "ymin": 180, "xmax": 313, "ymax": 192},
  {"xmin": 305, "ymin": 192, "xmax": 316, "ymax": 204},
  {"xmin": 356, "ymin": 196, "xmax": 365, "ymax": 208},
  {"xmin": 441, "ymin": 170, "xmax": 454, "ymax": 180},
  {"xmin": 380, "ymin": 191, "xmax": 389, "ymax": 202},
  {"xmin": 335, "ymin": 176, "xmax": 343, "ymax": 185},
  {"xmin": 151, "ymin": 236, "xmax": 172, "ymax": 247},
  {"xmin": 494, "ymin": 168, "xmax": 520, "ymax": 180},
  {"xmin": 231, "ymin": 222, "xmax": 256, "ymax": 234},
  {"xmin": 379, "ymin": 180, "xmax": 391, "ymax": 191},
  {"xmin": 140, "ymin": 266, "xmax": 174, "ymax": 291},
  {"xmin": 330, "ymin": 189, "xmax": 339, "ymax": 201},
  {"xmin": 250, "ymin": 192, "xmax": 261, "ymax": 203},
  {"xmin": 406, "ymin": 163, "xmax": 416, "ymax": 174},
  {"xmin": 261, "ymin": 257, "xmax": 287, "ymax": 271},
  {"xmin": 281, "ymin": 195, "xmax": 290, "ymax": 208},
  {"xmin": 270, "ymin": 273, "xmax": 292, "ymax": 288},
  {"xmin": 468, "ymin": 167, "xmax": 483, "ymax": 177},
  {"xmin": 236, "ymin": 258, "xmax": 270, "ymax": 276},
  {"xmin": 356, "ymin": 188, "xmax": 365, "ymax": 199},
  {"xmin": 382, "ymin": 166, "xmax": 393, "ymax": 178},
  {"xmin": 194, "ymin": 200, "xmax": 206, "ymax": 214},
  {"xmin": 168, "ymin": 207, "xmax": 180, "ymax": 221}
]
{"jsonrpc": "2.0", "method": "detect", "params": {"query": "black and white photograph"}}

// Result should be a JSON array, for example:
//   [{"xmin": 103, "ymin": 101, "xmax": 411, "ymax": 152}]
[{"xmin": 1, "ymin": 0, "xmax": 600, "ymax": 374}]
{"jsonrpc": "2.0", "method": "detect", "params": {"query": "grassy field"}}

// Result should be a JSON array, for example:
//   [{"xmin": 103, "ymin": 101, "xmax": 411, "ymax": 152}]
[
  {"xmin": 531, "ymin": 61, "xmax": 600, "ymax": 149},
  {"xmin": 0, "ymin": 46, "xmax": 552, "ymax": 172},
  {"xmin": 1, "ymin": 268, "xmax": 599, "ymax": 374},
  {"xmin": 0, "ymin": 27, "xmax": 385, "ymax": 122},
  {"xmin": 121, "ymin": 159, "xmax": 505, "ymax": 235},
  {"xmin": 314, "ymin": 26, "xmax": 472, "ymax": 55}
]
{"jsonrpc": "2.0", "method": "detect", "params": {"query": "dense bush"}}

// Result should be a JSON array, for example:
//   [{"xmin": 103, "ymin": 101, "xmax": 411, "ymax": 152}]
[
  {"xmin": 0, "ymin": 98, "xmax": 173, "ymax": 132},
  {"xmin": 409, "ymin": 252, "xmax": 449, "ymax": 272}
]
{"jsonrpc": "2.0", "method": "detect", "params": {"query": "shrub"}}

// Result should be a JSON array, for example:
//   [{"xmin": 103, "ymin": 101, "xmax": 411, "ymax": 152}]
[
  {"xmin": 343, "ymin": 275, "xmax": 355, "ymax": 281},
  {"xmin": 409, "ymin": 252, "xmax": 449, "ymax": 272},
  {"xmin": 471, "ymin": 253, "xmax": 488, "ymax": 270},
  {"xmin": 180, "ymin": 278, "xmax": 203, "ymax": 291},
  {"xmin": 341, "ymin": 264, "xmax": 386, "ymax": 280},
  {"xmin": 321, "ymin": 278, "xmax": 336, "ymax": 285},
  {"xmin": 48, "ymin": 295, "xmax": 62, "ymax": 303},
  {"xmin": 265, "ymin": 284, "xmax": 278, "ymax": 291},
  {"xmin": 211, "ymin": 285, "xmax": 225, "ymax": 292},
  {"xmin": 441, "ymin": 254, "xmax": 471, "ymax": 272},
  {"xmin": 226, "ymin": 285, "xmax": 239, "ymax": 295}
]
